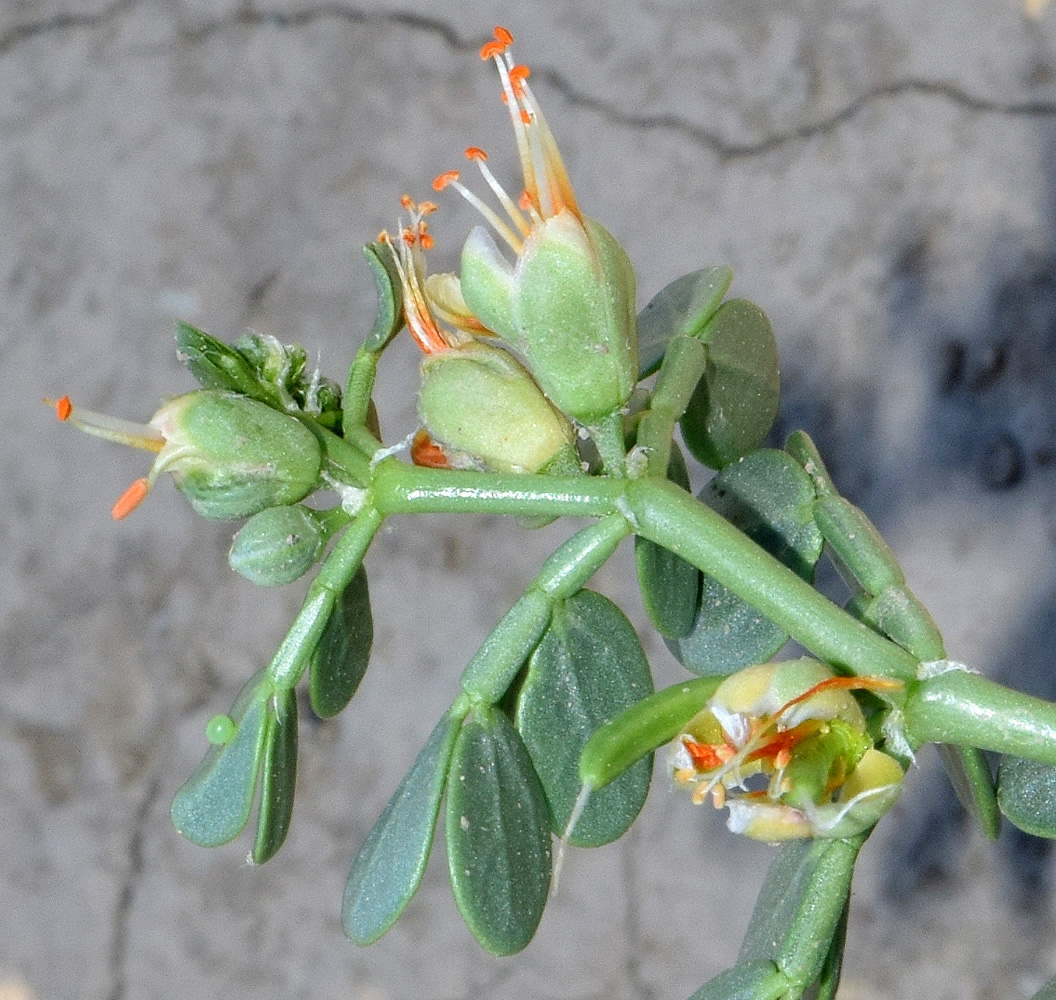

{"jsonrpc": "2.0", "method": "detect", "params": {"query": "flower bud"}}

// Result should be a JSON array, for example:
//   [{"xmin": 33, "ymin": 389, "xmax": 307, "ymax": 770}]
[
  {"xmin": 460, "ymin": 212, "xmax": 638, "ymax": 423},
  {"xmin": 151, "ymin": 392, "xmax": 322, "ymax": 519},
  {"xmin": 418, "ymin": 342, "xmax": 578, "ymax": 474},
  {"xmin": 228, "ymin": 504, "xmax": 327, "ymax": 586}
]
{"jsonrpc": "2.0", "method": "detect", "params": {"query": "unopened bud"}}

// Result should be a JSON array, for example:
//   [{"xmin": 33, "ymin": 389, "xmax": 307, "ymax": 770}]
[{"xmin": 228, "ymin": 504, "xmax": 327, "ymax": 586}]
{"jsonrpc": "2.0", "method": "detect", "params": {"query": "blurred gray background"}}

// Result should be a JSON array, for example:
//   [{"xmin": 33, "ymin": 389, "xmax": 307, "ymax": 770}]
[{"xmin": 6, "ymin": 0, "xmax": 1056, "ymax": 997}]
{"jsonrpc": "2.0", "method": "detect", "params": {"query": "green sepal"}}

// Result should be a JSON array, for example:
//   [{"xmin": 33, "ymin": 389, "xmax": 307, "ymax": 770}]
[
  {"xmin": 997, "ymin": 754, "xmax": 1056, "ymax": 838},
  {"xmin": 738, "ymin": 834, "xmax": 865, "ymax": 991},
  {"xmin": 308, "ymin": 565, "xmax": 373, "ymax": 719},
  {"xmin": 252, "ymin": 687, "xmax": 298, "ymax": 864},
  {"xmin": 361, "ymin": 241, "xmax": 404, "ymax": 352},
  {"xmin": 343, "ymin": 711, "xmax": 462, "ymax": 945},
  {"xmin": 686, "ymin": 961, "xmax": 790, "ymax": 1000},
  {"xmin": 636, "ymin": 266, "xmax": 733, "ymax": 378},
  {"xmin": 680, "ymin": 299, "xmax": 780, "ymax": 470},
  {"xmin": 445, "ymin": 705, "xmax": 552, "ymax": 955},
  {"xmin": 579, "ymin": 676, "xmax": 724, "ymax": 792},
  {"xmin": 171, "ymin": 671, "xmax": 270, "ymax": 848},
  {"xmin": 668, "ymin": 450, "xmax": 822, "ymax": 675},
  {"xmin": 515, "ymin": 590, "xmax": 654, "ymax": 847},
  {"xmin": 175, "ymin": 321, "xmax": 275, "ymax": 404},
  {"xmin": 635, "ymin": 444, "xmax": 701, "ymax": 639}
]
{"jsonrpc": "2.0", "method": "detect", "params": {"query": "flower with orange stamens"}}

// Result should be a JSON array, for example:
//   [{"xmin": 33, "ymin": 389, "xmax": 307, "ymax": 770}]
[
  {"xmin": 434, "ymin": 26, "xmax": 638, "ymax": 425},
  {"xmin": 669, "ymin": 659, "xmax": 905, "ymax": 841},
  {"xmin": 380, "ymin": 197, "xmax": 579, "ymax": 475},
  {"xmin": 49, "ymin": 391, "xmax": 322, "ymax": 520}
]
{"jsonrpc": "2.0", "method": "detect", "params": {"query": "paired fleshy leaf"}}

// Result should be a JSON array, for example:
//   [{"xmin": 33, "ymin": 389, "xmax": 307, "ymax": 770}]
[
  {"xmin": 445, "ymin": 706, "xmax": 552, "ymax": 955},
  {"xmin": 997, "ymin": 754, "xmax": 1056, "ymax": 838},
  {"xmin": 668, "ymin": 450, "xmax": 823, "ymax": 675},
  {"xmin": 635, "ymin": 445, "xmax": 701, "ymax": 639},
  {"xmin": 309, "ymin": 566, "xmax": 373, "ymax": 719},
  {"xmin": 636, "ymin": 266, "xmax": 734, "ymax": 378},
  {"xmin": 361, "ymin": 241, "xmax": 405, "ymax": 352},
  {"xmin": 738, "ymin": 835, "xmax": 864, "ymax": 991},
  {"xmin": 253, "ymin": 687, "xmax": 299, "ymax": 863},
  {"xmin": 516, "ymin": 590, "xmax": 654, "ymax": 846},
  {"xmin": 343, "ymin": 712, "xmax": 462, "ymax": 945},
  {"xmin": 680, "ymin": 299, "xmax": 780, "ymax": 470},
  {"xmin": 171, "ymin": 673, "xmax": 270, "ymax": 848},
  {"xmin": 175, "ymin": 321, "xmax": 275, "ymax": 403},
  {"xmin": 687, "ymin": 960, "xmax": 789, "ymax": 1000}
]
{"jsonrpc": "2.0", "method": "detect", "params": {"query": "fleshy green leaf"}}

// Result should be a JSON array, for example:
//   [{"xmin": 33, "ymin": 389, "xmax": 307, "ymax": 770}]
[
  {"xmin": 635, "ymin": 444, "xmax": 701, "ymax": 639},
  {"xmin": 937, "ymin": 743, "xmax": 1000, "ymax": 841},
  {"xmin": 171, "ymin": 673, "xmax": 270, "ymax": 848},
  {"xmin": 687, "ymin": 961, "xmax": 789, "ymax": 1000},
  {"xmin": 446, "ymin": 706, "xmax": 552, "ymax": 955},
  {"xmin": 997, "ymin": 754, "xmax": 1056, "ymax": 838},
  {"xmin": 175, "ymin": 321, "xmax": 274, "ymax": 404},
  {"xmin": 252, "ymin": 687, "xmax": 298, "ymax": 864},
  {"xmin": 738, "ymin": 835, "xmax": 864, "ymax": 991},
  {"xmin": 1032, "ymin": 975, "xmax": 1056, "ymax": 1000},
  {"xmin": 579, "ymin": 676, "xmax": 724, "ymax": 792},
  {"xmin": 636, "ymin": 266, "xmax": 734, "ymax": 378},
  {"xmin": 516, "ymin": 590, "xmax": 654, "ymax": 847},
  {"xmin": 668, "ymin": 450, "xmax": 823, "ymax": 675},
  {"xmin": 309, "ymin": 566, "xmax": 373, "ymax": 719},
  {"xmin": 680, "ymin": 299, "xmax": 780, "ymax": 470},
  {"xmin": 343, "ymin": 712, "xmax": 462, "ymax": 945},
  {"xmin": 361, "ymin": 241, "xmax": 404, "ymax": 352}
]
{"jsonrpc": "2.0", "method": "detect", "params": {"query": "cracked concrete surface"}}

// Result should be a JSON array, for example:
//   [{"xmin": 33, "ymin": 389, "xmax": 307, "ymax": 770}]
[{"xmin": 7, "ymin": 1, "xmax": 1056, "ymax": 997}]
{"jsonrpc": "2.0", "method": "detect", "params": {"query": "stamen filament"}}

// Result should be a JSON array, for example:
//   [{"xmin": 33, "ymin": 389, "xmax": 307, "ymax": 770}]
[
  {"xmin": 50, "ymin": 399, "xmax": 166, "ymax": 453},
  {"xmin": 465, "ymin": 148, "xmax": 532, "ymax": 238},
  {"xmin": 437, "ymin": 173, "xmax": 524, "ymax": 254}
]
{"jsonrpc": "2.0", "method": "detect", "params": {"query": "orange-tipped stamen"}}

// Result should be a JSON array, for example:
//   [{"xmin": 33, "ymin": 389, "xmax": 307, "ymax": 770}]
[
  {"xmin": 464, "ymin": 147, "xmax": 532, "ymax": 238},
  {"xmin": 419, "ymin": 232, "xmax": 434, "ymax": 251},
  {"xmin": 480, "ymin": 39, "xmax": 506, "ymax": 60},
  {"xmin": 508, "ymin": 64, "xmax": 531, "ymax": 97},
  {"xmin": 400, "ymin": 194, "xmax": 415, "ymax": 209},
  {"xmin": 432, "ymin": 169, "xmax": 461, "ymax": 192},
  {"xmin": 49, "ymin": 395, "xmax": 73, "ymax": 421},
  {"xmin": 418, "ymin": 200, "xmax": 439, "ymax": 215},
  {"xmin": 111, "ymin": 477, "xmax": 151, "ymax": 520},
  {"xmin": 494, "ymin": 26, "xmax": 513, "ymax": 46}
]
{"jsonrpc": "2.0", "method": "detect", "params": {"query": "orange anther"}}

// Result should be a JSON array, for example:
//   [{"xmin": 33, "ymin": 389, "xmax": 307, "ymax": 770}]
[
  {"xmin": 494, "ymin": 26, "xmax": 513, "ymax": 46},
  {"xmin": 377, "ymin": 229, "xmax": 390, "ymax": 244},
  {"xmin": 432, "ymin": 169, "xmax": 460, "ymax": 192},
  {"xmin": 419, "ymin": 233, "xmax": 435, "ymax": 251},
  {"xmin": 55, "ymin": 395, "xmax": 72, "ymax": 421},
  {"xmin": 519, "ymin": 108, "xmax": 533, "ymax": 125},
  {"xmin": 480, "ymin": 39, "xmax": 506, "ymax": 60},
  {"xmin": 518, "ymin": 190, "xmax": 533, "ymax": 210},
  {"xmin": 400, "ymin": 194, "xmax": 414, "ymax": 209},
  {"xmin": 411, "ymin": 429, "xmax": 451, "ymax": 469},
  {"xmin": 683, "ymin": 737, "xmax": 724, "ymax": 772},
  {"xmin": 111, "ymin": 477, "xmax": 150, "ymax": 520},
  {"xmin": 464, "ymin": 146, "xmax": 488, "ymax": 161},
  {"xmin": 509, "ymin": 64, "xmax": 531, "ymax": 83},
  {"xmin": 774, "ymin": 748, "xmax": 792, "ymax": 770},
  {"xmin": 401, "ymin": 227, "xmax": 416, "ymax": 246},
  {"xmin": 418, "ymin": 200, "xmax": 439, "ymax": 214}
]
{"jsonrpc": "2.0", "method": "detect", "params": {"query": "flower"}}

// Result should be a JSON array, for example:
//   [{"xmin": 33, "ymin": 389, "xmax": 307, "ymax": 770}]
[
  {"xmin": 669, "ymin": 660, "xmax": 905, "ymax": 841},
  {"xmin": 379, "ymin": 198, "xmax": 578, "ymax": 475},
  {"xmin": 432, "ymin": 26, "xmax": 638, "ymax": 425},
  {"xmin": 49, "ymin": 390, "xmax": 322, "ymax": 519}
]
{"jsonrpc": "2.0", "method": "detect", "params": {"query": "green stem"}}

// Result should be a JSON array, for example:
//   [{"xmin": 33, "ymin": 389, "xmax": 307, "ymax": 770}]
[
  {"xmin": 587, "ymin": 409, "xmax": 629, "ymax": 476},
  {"xmin": 267, "ymin": 505, "xmax": 384, "ymax": 690},
  {"xmin": 459, "ymin": 514, "xmax": 632, "ymax": 704},
  {"xmin": 636, "ymin": 334, "xmax": 707, "ymax": 478},
  {"xmin": 623, "ymin": 478, "xmax": 920, "ymax": 681},
  {"xmin": 904, "ymin": 669, "xmax": 1056, "ymax": 764},
  {"xmin": 371, "ymin": 459, "xmax": 626, "ymax": 518}
]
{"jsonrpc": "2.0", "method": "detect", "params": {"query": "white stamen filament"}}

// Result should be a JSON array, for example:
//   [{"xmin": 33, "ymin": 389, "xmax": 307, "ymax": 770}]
[
  {"xmin": 470, "ymin": 157, "xmax": 532, "ymax": 238},
  {"xmin": 65, "ymin": 406, "xmax": 166, "ymax": 452},
  {"xmin": 447, "ymin": 177, "xmax": 524, "ymax": 254}
]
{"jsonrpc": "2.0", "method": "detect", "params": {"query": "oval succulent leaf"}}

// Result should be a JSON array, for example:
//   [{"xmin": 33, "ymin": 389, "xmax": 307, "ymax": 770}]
[
  {"xmin": 686, "ymin": 960, "xmax": 789, "ymax": 1000},
  {"xmin": 171, "ymin": 674, "xmax": 270, "ymax": 848},
  {"xmin": 516, "ymin": 590, "xmax": 654, "ymax": 847},
  {"xmin": 668, "ymin": 450, "xmax": 822, "ymax": 675},
  {"xmin": 997, "ymin": 754, "xmax": 1056, "ymax": 838},
  {"xmin": 252, "ymin": 687, "xmax": 299, "ymax": 864},
  {"xmin": 343, "ymin": 712, "xmax": 462, "ymax": 945},
  {"xmin": 635, "ymin": 444, "xmax": 701, "ymax": 640},
  {"xmin": 361, "ymin": 241, "xmax": 404, "ymax": 352},
  {"xmin": 445, "ymin": 706, "xmax": 552, "ymax": 956},
  {"xmin": 680, "ymin": 298, "xmax": 780, "ymax": 470},
  {"xmin": 309, "ymin": 566, "xmax": 373, "ymax": 719},
  {"xmin": 636, "ymin": 266, "xmax": 734, "ymax": 378}
]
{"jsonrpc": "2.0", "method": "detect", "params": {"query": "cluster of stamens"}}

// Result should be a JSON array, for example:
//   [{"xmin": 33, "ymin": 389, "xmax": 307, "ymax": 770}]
[{"xmin": 430, "ymin": 25, "xmax": 578, "ymax": 257}]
